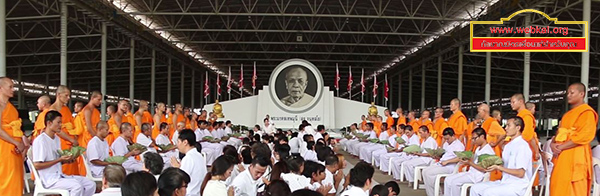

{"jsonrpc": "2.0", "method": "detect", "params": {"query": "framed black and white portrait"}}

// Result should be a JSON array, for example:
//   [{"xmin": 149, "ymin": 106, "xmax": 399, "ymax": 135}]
[{"xmin": 269, "ymin": 59, "xmax": 323, "ymax": 113}]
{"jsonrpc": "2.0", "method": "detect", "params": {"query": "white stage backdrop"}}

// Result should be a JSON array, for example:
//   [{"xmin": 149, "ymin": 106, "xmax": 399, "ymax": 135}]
[{"xmin": 203, "ymin": 59, "xmax": 388, "ymax": 129}]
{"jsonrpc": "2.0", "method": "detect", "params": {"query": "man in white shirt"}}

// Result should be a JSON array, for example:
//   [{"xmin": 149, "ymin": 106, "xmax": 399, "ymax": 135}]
[
  {"xmin": 303, "ymin": 120, "xmax": 316, "ymax": 136},
  {"xmin": 400, "ymin": 126, "xmax": 439, "ymax": 182},
  {"xmin": 229, "ymin": 157, "xmax": 270, "ymax": 196},
  {"xmin": 470, "ymin": 117, "xmax": 533, "ymax": 196},
  {"xmin": 32, "ymin": 111, "xmax": 96, "ymax": 196},
  {"xmin": 171, "ymin": 122, "xmax": 186, "ymax": 145},
  {"xmin": 263, "ymin": 118, "xmax": 276, "ymax": 135},
  {"xmin": 323, "ymin": 155, "xmax": 343, "ymax": 196},
  {"xmin": 289, "ymin": 132, "xmax": 301, "ymax": 154},
  {"xmin": 196, "ymin": 120, "xmax": 221, "ymax": 166},
  {"xmin": 87, "ymin": 121, "xmax": 114, "ymax": 178},
  {"xmin": 93, "ymin": 165, "xmax": 126, "ymax": 196},
  {"xmin": 359, "ymin": 123, "xmax": 391, "ymax": 163},
  {"xmin": 340, "ymin": 161, "xmax": 374, "ymax": 196},
  {"xmin": 350, "ymin": 123, "xmax": 377, "ymax": 156},
  {"xmin": 342, "ymin": 123, "xmax": 362, "ymax": 152},
  {"xmin": 422, "ymin": 127, "xmax": 466, "ymax": 196},
  {"xmin": 136, "ymin": 123, "xmax": 157, "ymax": 154},
  {"xmin": 444, "ymin": 128, "xmax": 495, "ymax": 196},
  {"xmin": 302, "ymin": 141, "xmax": 318, "ymax": 162},
  {"xmin": 380, "ymin": 125, "xmax": 419, "ymax": 172},
  {"xmin": 314, "ymin": 125, "xmax": 325, "ymax": 141},
  {"xmin": 110, "ymin": 123, "xmax": 143, "ymax": 173},
  {"xmin": 225, "ymin": 120, "xmax": 242, "ymax": 147}
]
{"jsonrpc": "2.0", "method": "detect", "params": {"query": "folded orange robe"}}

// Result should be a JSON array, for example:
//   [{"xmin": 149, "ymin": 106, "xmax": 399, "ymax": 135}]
[
  {"xmin": 448, "ymin": 111, "xmax": 468, "ymax": 142},
  {"xmin": 482, "ymin": 117, "xmax": 505, "ymax": 181},
  {"xmin": 550, "ymin": 104, "xmax": 598, "ymax": 196},
  {"xmin": 0, "ymin": 102, "xmax": 25, "ymax": 196},
  {"xmin": 433, "ymin": 118, "xmax": 449, "ymax": 146},
  {"xmin": 152, "ymin": 115, "xmax": 167, "ymax": 139}
]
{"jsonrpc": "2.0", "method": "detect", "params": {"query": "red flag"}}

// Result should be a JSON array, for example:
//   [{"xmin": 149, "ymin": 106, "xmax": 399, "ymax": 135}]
[
  {"xmin": 216, "ymin": 74, "xmax": 221, "ymax": 96},
  {"xmin": 384, "ymin": 74, "xmax": 389, "ymax": 101},
  {"xmin": 335, "ymin": 63, "xmax": 340, "ymax": 90},
  {"xmin": 373, "ymin": 74, "xmax": 378, "ymax": 98},
  {"xmin": 227, "ymin": 66, "xmax": 232, "ymax": 93},
  {"xmin": 347, "ymin": 66, "xmax": 353, "ymax": 91},
  {"xmin": 252, "ymin": 62, "xmax": 257, "ymax": 89},
  {"xmin": 239, "ymin": 64, "xmax": 244, "ymax": 91},
  {"xmin": 360, "ymin": 68, "xmax": 365, "ymax": 94},
  {"xmin": 204, "ymin": 72, "xmax": 209, "ymax": 98}
]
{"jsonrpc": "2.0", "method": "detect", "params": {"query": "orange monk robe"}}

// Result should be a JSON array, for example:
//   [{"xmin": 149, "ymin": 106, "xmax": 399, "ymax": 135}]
[
  {"xmin": 72, "ymin": 108, "xmax": 100, "ymax": 176},
  {"xmin": 465, "ymin": 121, "xmax": 477, "ymax": 151},
  {"xmin": 125, "ymin": 112, "xmax": 141, "ymax": 142},
  {"xmin": 106, "ymin": 116, "xmax": 120, "ymax": 147},
  {"xmin": 169, "ymin": 114, "xmax": 186, "ymax": 140},
  {"xmin": 152, "ymin": 115, "xmax": 167, "ymax": 139},
  {"xmin": 481, "ymin": 117, "xmax": 506, "ymax": 181},
  {"xmin": 361, "ymin": 120, "xmax": 367, "ymax": 130},
  {"xmin": 397, "ymin": 115, "xmax": 406, "ymax": 126},
  {"xmin": 433, "ymin": 119, "xmax": 449, "ymax": 146},
  {"xmin": 57, "ymin": 106, "xmax": 81, "ymax": 176},
  {"xmin": 448, "ymin": 111, "xmax": 468, "ymax": 142},
  {"xmin": 373, "ymin": 120, "xmax": 383, "ymax": 137},
  {"xmin": 0, "ymin": 103, "xmax": 25, "ymax": 196},
  {"xmin": 141, "ymin": 111, "xmax": 153, "ymax": 124},
  {"xmin": 185, "ymin": 118, "xmax": 192, "ymax": 129},
  {"xmin": 32, "ymin": 109, "xmax": 49, "ymax": 141},
  {"xmin": 550, "ymin": 104, "xmax": 598, "ymax": 196},
  {"xmin": 409, "ymin": 120, "xmax": 421, "ymax": 134},
  {"xmin": 386, "ymin": 117, "xmax": 394, "ymax": 129}
]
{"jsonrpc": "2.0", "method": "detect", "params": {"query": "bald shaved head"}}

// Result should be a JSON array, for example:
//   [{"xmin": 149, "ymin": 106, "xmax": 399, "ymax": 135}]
[
  {"xmin": 0, "ymin": 77, "xmax": 15, "ymax": 98},
  {"xmin": 477, "ymin": 103, "xmax": 490, "ymax": 119},
  {"xmin": 526, "ymin": 102, "xmax": 536, "ymax": 115},
  {"xmin": 37, "ymin": 95, "xmax": 51, "ymax": 110},
  {"xmin": 56, "ymin": 85, "xmax": 70, "ymax": 94},
  {"xmin": 567, "ymin": 82, "xmax": 587, "ymax": 105},
  {"xmin": 450, "ymin": 98, "xmax": 461, "ymax": 112}
]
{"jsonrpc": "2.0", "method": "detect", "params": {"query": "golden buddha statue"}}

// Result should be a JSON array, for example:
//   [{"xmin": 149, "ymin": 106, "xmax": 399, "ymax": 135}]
[
  {"xmin": 213, "ymin": 100, "xmax": 225, "ymax": 118},
  {"xmin": 368, "ymin": 102, "xmax": 378, "ymax": 117}
]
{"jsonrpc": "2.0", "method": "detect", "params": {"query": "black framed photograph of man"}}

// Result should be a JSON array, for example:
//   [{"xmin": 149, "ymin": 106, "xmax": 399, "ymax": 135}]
[{"xmin": 269, "ymin": 59, "xmax": 323, "ymax": 113}]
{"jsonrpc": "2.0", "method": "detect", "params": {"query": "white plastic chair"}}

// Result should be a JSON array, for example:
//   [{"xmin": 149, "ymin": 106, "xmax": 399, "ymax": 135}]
[
  {"xmin": 537, "ymin": 152, "xmax": 553, "ymax": 196},
  {"xmin": 592, "ymin": 158, "xmax": 600, "ymax": 196},
  {"xmin": 524, "ymin": 164, "xmax": 543, "ymax": 196},
  {"xmin": 387, "ymin": 157, "xmax": 395, "ymax": 175},
  {"xmin": 81, "ymin": 155, "xmax": 103, "ymax": 182},
  {"xmin": 26, "ymin": 149, "xmax": 70, "ymax": 196},
  {"xmin": 24, "ymin": 165, "xmax": 31, "ymax": 193},
  {"xmin": 399, "ymin": 161, "xmax": 407, "ymax": 182},
  {"xmin": 433, "ymin": 163, "xmax": 463, "ymax": 196},
  {"xmin": 459, "ymin": 172, "xmax": 491, "ymax": 196},
  {"xmin": 413, "ymin": 165, "xmax": 427, "ymax": 189}
]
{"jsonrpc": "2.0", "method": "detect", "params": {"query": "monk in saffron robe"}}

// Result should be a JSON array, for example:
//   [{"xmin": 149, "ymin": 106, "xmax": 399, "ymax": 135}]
[
  {"xmin": 510, "ymin": 93, "xmax": 542, "ymax": 186},
  {"xmin": 420, "ymin": 110, "xmax": 434, "ymax": 138},
  {"xmin": 73, "ymin": 91, "xmax": 102, "ymax": 149},
  {"xmin": 479, "ymin": 103, "xmax": 506, "ymax": 181},
  {"xmin": 49, "ymin": 85, "xmax": 80, "ymax": 175},
  {"xmin": 134, "ymin": 100, "xmax": 153, "ymax": 141},
  {"xmin": 32, "ymin": 95, "xmax": 51, "ymax": 140},
  {"xmin": 448, "ymin": 98, "xmax": 468, "ymax": 145},
  {"xmin": 395, "ymin": 108, "xmax": 406, "ymax": 129},
  {"xmin": 385, "ymin": 109, "xmax": 395, "ymax": 129},
  {"xmin": 171, "ymin": 104, "xmax": 185, "ymax": 139},
  {"xmin": 433, "ymin": 107, "xmax": 449, "ymax": 146},
  {"xmin": 550, "ymin": 83, "xmax": 598, "ymax": 196},
  {"xmin": 373, "ymin": 116, "xmax": 383, "ymax": 137},
  {"xmin": 124, "ymin": 102, "xmax": 138, "ymax": 142},
  {"xmin": 466, "ymin": 114, "xmax": 482, "ymax": 151},
  {"xmin": 152, "ymin": 102, "xmax": 167, "ymax": 139},
  {"xmin": 106, "ymin": 105, "xmax": 122, "ymax": 146},
  {"xmin": 0, "ymin": 77, "xmax": 27, "ymax": 196},
  {"xmin": 407, "ymin": 111, "xmax": 421, "ymax": 135}
]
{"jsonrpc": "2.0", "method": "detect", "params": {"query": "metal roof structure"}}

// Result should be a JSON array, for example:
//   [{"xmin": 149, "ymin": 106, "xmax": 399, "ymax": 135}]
[{"xmin": 3, "ymin": 0, "xmax": 599, "ymax": 119}]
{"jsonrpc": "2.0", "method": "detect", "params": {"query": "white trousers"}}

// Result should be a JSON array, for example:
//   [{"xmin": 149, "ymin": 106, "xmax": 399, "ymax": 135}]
[
  {"xmin": 390, "ymin": 155, "xmax": 414, "ymax": 180},
  {"xmin": 359, "ymin": 144, "xmax": 383, "ymax": 162},
  {"xmin": 470, "ymin": 181, "xmax": 527, "ymax": 196},
  {"xmin": 47, "ymin": 175, "xmax": 96, "ymax": 196},
  {"xmin": 123, "ymin": 159, "xmax": 143, "ymax": 174},
  {"xmin": 202, "ymin": 148, "xmax": 218, "ymax": 166},
  {"xmin": 422, "ymin": 164, "xmax": 455, "ymax": 196},
  {"xmin": 379, "ymin": 152, "xmax": 402, "ymax": 172},
  {"xmin": 371, "ymin": 149, "xmax": 388, "ymax": 167},
  {"xmin": 403, "ymin": 157, "xmax": 432, "ymax": 182},
  {"xmin": 444, "ymin": 172, "xmax": 480, "ymax": 196}
]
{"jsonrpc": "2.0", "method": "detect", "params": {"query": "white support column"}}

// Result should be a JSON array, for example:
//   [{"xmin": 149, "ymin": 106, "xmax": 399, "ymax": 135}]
[
  {"xmin": 129, "ymin": 38, "xmax": 134, "ymax": 112},
  {"xmin": 101, "ymin": 23, "xmax": 107, "ymax": 120},
  {"xmin": 524, "ymin": 14, "xmax": 531, "ymax": 101},
  {"xmin": 0, "ymin": 0, "xmax": 6, "ymax": 76},
  {"xmin": 421, "ymin": 63, "xmax": 426, "ymax": 112},
  {"xmin": 408, "ymin": 69, "xmax": 413, "ymax": 111},
  {"xmin": 60, "ymin": 0, "xmax": 67, "ymax": 85},
  {"xmin": 18, "ymin": 67, "xmax": 23, "ymax": 109},
  {"xmin": 167, "ymin": 58, "xmax": 172, "ymax": 106},
  {"xmin": 398, "ymin": 74, "xmax": 402, "ymax": 109},
  {"xmin": 181, "ymin": 65, "xmax": 185, "ymax": 106},
  {"xmin": 582, "ymin": 0, "xmax": 591, "ymax": 103},
  {"xmin": 485, "ymin": 34, "xmax": 492, "ymax": 103},
  {"xmin": 458, "ymin": 45, "xmax": 463, "ymax": 101},
  {"xmin": 150, "ymin": 49, "xmax": 155, "ymax": 115},
  {"xmin": 437, "ymin": 56, "xmax": 442, "ymax": 106},
  {"xmin": 191, "ymin": 72, "xmax": 195, "ymax": 108}
]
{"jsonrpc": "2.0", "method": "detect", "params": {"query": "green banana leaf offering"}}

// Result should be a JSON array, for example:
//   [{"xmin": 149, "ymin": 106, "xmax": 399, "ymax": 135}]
[
  {"xmin": 395, "ymin": 137, "xmax": 406, "ymax": 145},
  {"xmin": 454, "ymin": 151, "xmax": 474, "ymax": 160},
  {"xmin": 402, "ymin": 145, "xmax": 422, "ymax": 154},
  {"xmin": 477, "ymin": 155, "xmax": 503, "ymax": 168},
  {"xmin": 369, "ymin": 138, "xmax": 380, "ymax": 143},
  {"xmin": 105, "ymin": 156, "xmax": 127, "ymax": 164},
  {"xmin": 57, "ymin": 146, "xmax": 86, "ymax": 158},
  {"xmin": 127, "ymin": 143, "xmax": 148, "ymax": 153},
  {"xmin": 380, "ymin": 140, "xmax": 390, "ymax": 145},
  {"xmin": 425, "ymin": 148, "xmax": 446, "ymax": 158},
  {"xmin": 157, "ymin": 144, "xmax": 175, "ymax": 151}
]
